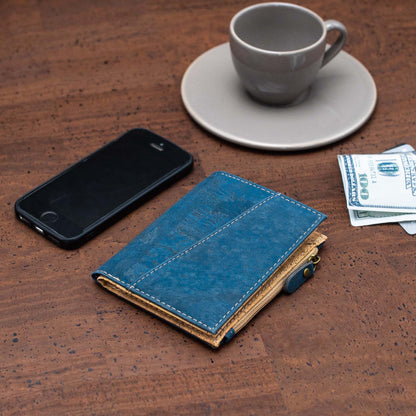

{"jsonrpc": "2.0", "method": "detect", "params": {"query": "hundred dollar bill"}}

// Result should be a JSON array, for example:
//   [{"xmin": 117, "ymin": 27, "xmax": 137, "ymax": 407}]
[
  {"xmin": 338, "ymin": 152, "xmax": 416, "ymax": 213},
  {"xmin": 346, "ymin": 144, "xmax": 416, "ymax": 228}
]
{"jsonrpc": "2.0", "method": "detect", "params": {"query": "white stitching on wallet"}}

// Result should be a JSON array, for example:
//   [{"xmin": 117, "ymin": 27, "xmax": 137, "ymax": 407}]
[
  {"xmin": 96, "ymin": 172, "xmax": 324, "ymax": 331},
  {"xmin": 130, "ymin": 194, "xmax": 276, "ymax": 288}
]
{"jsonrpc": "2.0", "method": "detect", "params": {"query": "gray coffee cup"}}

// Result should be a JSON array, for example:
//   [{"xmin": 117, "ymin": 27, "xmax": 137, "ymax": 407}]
[{"xmin": 230, "ymin": 2, "xmax": 347, "ymax": 105}]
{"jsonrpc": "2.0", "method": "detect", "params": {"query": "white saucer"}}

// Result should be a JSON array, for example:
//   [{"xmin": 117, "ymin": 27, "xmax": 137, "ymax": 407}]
[{"xmin": 181, "ymin": 43, "xmax": 377, "ymax": 151}]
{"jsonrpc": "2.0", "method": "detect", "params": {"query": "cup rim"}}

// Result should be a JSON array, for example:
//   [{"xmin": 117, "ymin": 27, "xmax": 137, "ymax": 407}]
[{"xmin": 230, "ymin": 2, "xmax": 327, "ymax": 55}]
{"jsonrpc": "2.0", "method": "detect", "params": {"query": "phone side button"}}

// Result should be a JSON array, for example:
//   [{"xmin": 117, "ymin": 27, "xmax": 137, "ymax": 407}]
[
  {"xmin": 18, "ymin": 215, "xmax": 30, "ymax": 225},
  {"xmin": 34, "ymin": 226, "xmax": 44, "ymax": 235}
]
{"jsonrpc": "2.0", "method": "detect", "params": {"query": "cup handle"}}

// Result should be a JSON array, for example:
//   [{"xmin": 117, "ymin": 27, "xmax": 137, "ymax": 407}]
[{"xmin": 322, "ymin": 20, "xmax": 348, "ymax": 67}]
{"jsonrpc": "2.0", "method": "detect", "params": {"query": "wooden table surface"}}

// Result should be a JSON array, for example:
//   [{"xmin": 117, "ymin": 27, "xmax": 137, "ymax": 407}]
[{"xmin": 1, "ymin": 0, "xmax": 415, "ymax": 414}]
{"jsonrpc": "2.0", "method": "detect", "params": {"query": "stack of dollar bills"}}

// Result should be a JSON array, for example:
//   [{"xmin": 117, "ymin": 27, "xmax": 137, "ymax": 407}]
[{"xmin": 337, "ymin": 144, "xmax": 416, "ymax": 234}]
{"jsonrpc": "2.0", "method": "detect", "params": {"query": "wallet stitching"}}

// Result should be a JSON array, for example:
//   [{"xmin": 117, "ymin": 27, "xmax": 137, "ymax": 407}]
[
  {"xmin": 95, "ymin": 171, "xmax": 324, "ymax": 332},
  {"xmin": 211, "ymin": 217, "xmax": 321, "ymax": 329},
  {"xmin": 218, "ymin": 172, "xmax": 274, "ymax": 195},
  {"xmin": 130, "ymin": 194, "xmax": 277, "ymax": 288}
]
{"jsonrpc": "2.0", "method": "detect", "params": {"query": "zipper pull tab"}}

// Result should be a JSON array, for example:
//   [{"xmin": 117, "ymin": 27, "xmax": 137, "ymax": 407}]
[{"xmin": 283, "ymin": 257, "xmax": 319, "ymax": 294}]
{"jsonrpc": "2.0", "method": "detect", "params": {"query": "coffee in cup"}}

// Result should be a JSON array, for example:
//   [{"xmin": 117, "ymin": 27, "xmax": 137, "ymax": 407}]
[{"xmin": 229, "ymin": 2, "xmax": 347, "ymax": 105}]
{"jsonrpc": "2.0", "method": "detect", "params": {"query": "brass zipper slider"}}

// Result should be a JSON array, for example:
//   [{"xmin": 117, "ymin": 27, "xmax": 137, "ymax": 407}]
[{"xmin": 310, "ymin": 255, "xmax": 321, "ymax": 270}]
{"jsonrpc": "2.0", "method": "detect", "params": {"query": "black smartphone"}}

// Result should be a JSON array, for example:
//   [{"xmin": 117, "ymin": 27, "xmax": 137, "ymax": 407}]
[{"xmin": 15, "ymin": 128, "xmax": 193, "ymax": 249}]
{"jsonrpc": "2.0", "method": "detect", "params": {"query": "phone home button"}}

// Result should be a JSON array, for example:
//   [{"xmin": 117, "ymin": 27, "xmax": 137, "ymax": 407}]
[{"xmin": 40, "ymin": 211, "xmax": 59, "ymax": 224}]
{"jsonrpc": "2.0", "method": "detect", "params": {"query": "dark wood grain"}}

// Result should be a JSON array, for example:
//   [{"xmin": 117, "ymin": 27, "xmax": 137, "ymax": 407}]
[{"xmin": 1, "ymin": 0, "xmax": 416, "ymax": 414}]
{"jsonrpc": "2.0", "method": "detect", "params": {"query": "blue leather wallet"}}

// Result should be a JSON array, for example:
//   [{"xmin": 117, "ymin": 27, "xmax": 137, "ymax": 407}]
[{"xmin": 92, "ymin": 172, "xmax": 327, "ymax": 348}]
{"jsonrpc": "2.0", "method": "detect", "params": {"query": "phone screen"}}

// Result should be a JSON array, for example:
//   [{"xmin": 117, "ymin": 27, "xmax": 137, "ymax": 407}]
[{"xmin": 16, "ymin": 129, "xmax": 193, "ymax": 246}]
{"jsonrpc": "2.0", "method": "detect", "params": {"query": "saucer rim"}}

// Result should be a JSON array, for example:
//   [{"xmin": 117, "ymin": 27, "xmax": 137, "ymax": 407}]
[{"xmin": 181, "ymin": 42, "xmax": 377, "ymax": 151}]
